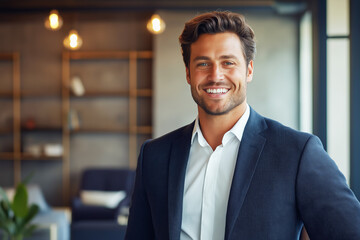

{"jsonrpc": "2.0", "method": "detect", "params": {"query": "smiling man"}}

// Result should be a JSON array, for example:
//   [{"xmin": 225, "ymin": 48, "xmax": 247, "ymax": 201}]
[{"xmin": 125, "ymin": 11, "xmax": 360, "ymax": 240}]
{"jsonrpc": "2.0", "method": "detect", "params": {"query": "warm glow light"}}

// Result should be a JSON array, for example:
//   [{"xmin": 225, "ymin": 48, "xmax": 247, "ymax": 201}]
[
  {"xmin": 147, "ymin": 14, "xmax": 165, "ymax": 34},
  {"xmin": 152, "ymin": 18, "xmax": 161, "ymax": 32},
  {"xmin": 63, "ymin": 30, "xmax": 83, "ymax": 50},
  {"xmin": 49, "ymin": 13, "xmax": 59, "ymax": 29},
  {"xmin": 70, "ymin": 33, "xmax": 78, "ymax": 42},
  {"xmin": 44, "ymin": 10, "xmax": 63, "ymax": 31}
]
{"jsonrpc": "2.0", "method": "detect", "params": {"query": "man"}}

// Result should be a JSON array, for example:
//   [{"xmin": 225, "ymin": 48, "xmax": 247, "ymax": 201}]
[{"xmin": 125, "ymin": 11, "xmax": 360, "ymax": 240}]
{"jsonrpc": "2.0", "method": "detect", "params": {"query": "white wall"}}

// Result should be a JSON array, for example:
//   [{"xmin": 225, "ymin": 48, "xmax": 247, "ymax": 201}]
[
  {"xmin": 153, "ymin": 11, "xmax": 198, "ymax": 137},
  {"xmin": 153, "ymin": 10, "xmax": 298, "ymax": 138}
]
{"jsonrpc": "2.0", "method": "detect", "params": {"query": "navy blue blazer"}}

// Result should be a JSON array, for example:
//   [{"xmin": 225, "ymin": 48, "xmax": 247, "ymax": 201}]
[{"xmin": 126, "ymin": 108, "xmax": 360, "ymax": 240}]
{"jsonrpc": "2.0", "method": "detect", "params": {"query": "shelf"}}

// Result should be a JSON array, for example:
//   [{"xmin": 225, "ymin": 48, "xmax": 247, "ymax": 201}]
[
  {"xmin": 20, "ymin": 91, "xmax": 61, "ymax": 98},
  {"xmin": 21, "ymin": 126, "xmax": 62, "ymax": 132},
  {"xmin": 21, "ymin": 153, "xmax": 63, "ymax": 160},
  {"xmin": 69, "ymin": 89, "xmax": 152, "ymax": 98},
  {"xmin": 70, "ymin": 90, "xmax": 129, "ymax": 98},
  {"xmin": 0, "ymin": 53, "xmax": 15, "ymax": 60},
  {"xmin": 68, "ymin": 51, "xmax": 152, "ymax": 60},
  {"xmin": 0, "ymin": 152, "xmax": 14, "ymax": 160},
  {"xmin": 0, "ymin": 91, "xmax": 13, "ymax": 98},
  {"xmin": 70, "ymin": 126, "xmax": 129, "ymax": 133},
  {"xmin": 132, "ymin": 89, "xmax": 152, "ymax": 97},
  {"xmin": 0, "ymin": 152, "xmax": 63, "ymax": 160},
  {"xmin": 0, "ymin": 128, "xmax": 13, "ymax": 134},
  {"xmin": 131, "ymin": 126, "xmax": 152, "ymax": 134},
  {"xmin": 68, "ymin": 125, "xmax": 152, "ymax": 134}
]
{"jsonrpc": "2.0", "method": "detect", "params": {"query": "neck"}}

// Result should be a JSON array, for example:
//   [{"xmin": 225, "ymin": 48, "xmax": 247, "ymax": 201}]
[{"xmin": 198, "ymin": 103, "xmax": 247, "ymax": 150}]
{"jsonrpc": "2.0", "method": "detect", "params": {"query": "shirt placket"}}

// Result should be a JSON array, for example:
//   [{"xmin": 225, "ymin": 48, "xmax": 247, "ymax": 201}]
[{"xmin": 200, "ymin": 146, "xmax": 223, "ymax": 240}]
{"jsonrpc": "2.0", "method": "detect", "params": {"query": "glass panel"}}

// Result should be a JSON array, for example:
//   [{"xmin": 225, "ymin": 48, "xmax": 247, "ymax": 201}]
[
  {"xmin": 327, "ymin": 0, "xmax": 349, "ymax": 36},
  {"xmin": 300, "ymin": 11, "xmax": 313, "ymax": 133},
  {"xmin": 327, "ymin": 38, "xmax": 350, "ymax": 182}
]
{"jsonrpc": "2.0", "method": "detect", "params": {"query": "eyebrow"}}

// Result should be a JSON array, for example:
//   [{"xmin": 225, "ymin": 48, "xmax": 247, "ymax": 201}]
[
  {"xmin": 193, "ymin": 56, "xmax": 210, "ymax": 61},
  {"xmin": 193, "ymin": 55, "xmax": 239, "ymax": 62},
  {"xmin": 219, "ymin": 55, "xmax": 238, "ymax": 60}
]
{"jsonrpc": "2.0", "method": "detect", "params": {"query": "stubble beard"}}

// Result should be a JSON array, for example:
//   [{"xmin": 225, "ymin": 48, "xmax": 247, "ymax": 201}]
[{"xmin": 190, "ymin": 86, "xmax": 246, "ymax": 116}]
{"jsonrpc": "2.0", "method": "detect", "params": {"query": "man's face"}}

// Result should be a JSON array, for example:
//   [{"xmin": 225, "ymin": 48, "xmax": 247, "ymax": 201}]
[{"xmin": 186, "ymin": 32, "xmax": 253, "ymax": 116}]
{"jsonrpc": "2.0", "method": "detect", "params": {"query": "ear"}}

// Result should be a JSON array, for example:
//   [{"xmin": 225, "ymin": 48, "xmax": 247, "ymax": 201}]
[
  {"xmin": 186, "ymin": 67, "xmax": 191, "ymax": 84},
  {"xmin": 246, "ymin": 60, "xmax": 254, "ymax": 83}
]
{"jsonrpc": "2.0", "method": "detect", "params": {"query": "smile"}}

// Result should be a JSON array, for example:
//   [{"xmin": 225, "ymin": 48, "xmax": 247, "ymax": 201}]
[{"xmin": 205, "ymin": 88, "xmax": 229, "ymax": 94}]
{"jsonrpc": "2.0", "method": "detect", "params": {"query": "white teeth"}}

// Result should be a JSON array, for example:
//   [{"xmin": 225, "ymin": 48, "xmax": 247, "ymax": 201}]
[{"xmin": 206, "ymin": 88, "xmax": 228, "ymax": 94}]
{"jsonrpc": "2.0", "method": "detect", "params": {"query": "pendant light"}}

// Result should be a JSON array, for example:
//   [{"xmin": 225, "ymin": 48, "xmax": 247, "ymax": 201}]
[
  {"xmin": 44, "ymin": 10, "xmax": 63, "ymax": 31},
  {"xmin": 63, "ymin": 30, "xmax": 83, "ymax": 50},
  {"xmin": 147, "ymin": 14, "xmax": 166, "ymax": 34}
]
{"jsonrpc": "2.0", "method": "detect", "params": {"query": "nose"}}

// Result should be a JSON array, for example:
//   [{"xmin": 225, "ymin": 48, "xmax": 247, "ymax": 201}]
[{"xmin": 208, "ymin": 63, "xmax": 224, "ymax": 82}]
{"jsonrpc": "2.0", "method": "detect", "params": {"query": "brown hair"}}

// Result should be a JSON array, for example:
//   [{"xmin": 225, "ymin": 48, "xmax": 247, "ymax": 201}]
[{"xmin": 179, "ymin": 11, "xmax": 256, "ymax": 68}]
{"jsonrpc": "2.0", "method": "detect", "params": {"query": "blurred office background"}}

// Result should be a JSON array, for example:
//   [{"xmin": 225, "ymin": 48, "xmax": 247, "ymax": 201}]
[{"xmin": 0, "ymin": 0, "xmax": 359, "ymax": 208}]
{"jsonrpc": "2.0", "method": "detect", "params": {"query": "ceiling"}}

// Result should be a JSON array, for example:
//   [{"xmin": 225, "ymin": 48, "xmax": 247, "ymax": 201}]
[{"xmin": 0, "ymin": 0, "xmax": 307, "ymax": 14}]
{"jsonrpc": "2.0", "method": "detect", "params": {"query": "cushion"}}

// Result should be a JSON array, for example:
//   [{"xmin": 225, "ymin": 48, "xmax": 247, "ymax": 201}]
[
  {"xmin": 80, "ymin": 190, "xmax": 126, "ymax": 209},
  {"xmin": 5, "ymin": 184, "xmax": 49, "ymax": 212}
]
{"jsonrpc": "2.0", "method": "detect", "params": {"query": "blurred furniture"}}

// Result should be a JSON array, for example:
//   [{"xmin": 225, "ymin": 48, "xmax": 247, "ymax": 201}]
[
  {"xmin": 0, "ymin": 184, "xmax": 70, "ymax": 240},
  {"xmin": 24, "ymin": 223, "xmax": 58, "ymax": 240},
  {"xmin": 71, "ymin": 168, "xmax": 135, "ymax": 222},
  {"xmin": 71, "ymin": 221, "xmax": 126, "ymax": 240},
  {"xmin": 26, "ymin": 185, "xmax": 70, "ymax": 240}
]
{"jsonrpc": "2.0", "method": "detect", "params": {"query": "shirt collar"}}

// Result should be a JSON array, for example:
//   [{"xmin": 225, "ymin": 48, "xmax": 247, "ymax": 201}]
[
  {"xmin": 191, "ymin": 104, "xmax": 250, "ymax": 147},
  {"xmin": 191, "ymin": 116, "xmax": 208, "ymax": 147}
]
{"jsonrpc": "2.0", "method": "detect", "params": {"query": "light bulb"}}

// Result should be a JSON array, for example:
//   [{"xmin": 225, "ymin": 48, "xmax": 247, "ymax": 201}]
[
  {"xmin": 63, "ymin": 30, "xmax": 83, "ymax": 50},
  {"xmin": 147, "ymin": 14, "xmax": 166, "ymax": 34},
  {"xmin": 44, "ymin": 10, "xmax": 63, "ymax": 31}
]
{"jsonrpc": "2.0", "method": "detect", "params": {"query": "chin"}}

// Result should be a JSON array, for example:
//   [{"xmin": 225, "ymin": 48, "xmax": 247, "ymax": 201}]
[{"xmin": 203, "ymin": 107, "xmax": 232, "ymax": 116}]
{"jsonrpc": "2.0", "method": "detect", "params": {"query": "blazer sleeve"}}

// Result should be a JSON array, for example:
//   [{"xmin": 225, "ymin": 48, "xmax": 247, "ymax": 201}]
[
  {"xmin": 125, "ymin": 140, "xmax": 155, "ymax": 240},
  {"xmin": 296, "ymin": 135, "xmax": 360, "ymax": 239}
]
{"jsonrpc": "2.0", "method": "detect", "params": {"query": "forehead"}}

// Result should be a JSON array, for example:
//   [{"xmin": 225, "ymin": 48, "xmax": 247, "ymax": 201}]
[{"xmin": 190, "ymin": 32, "xmax": 245, "ymax": 60}]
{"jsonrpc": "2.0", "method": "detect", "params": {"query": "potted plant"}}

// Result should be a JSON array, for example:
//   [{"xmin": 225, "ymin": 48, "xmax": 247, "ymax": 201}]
[{"xmin": 0, "ymin": 181, "xmax": 39, "ymax": 240}]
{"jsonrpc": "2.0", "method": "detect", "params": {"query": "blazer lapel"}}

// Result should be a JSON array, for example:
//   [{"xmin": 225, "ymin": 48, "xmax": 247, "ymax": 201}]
[
  {"xmin": 168, "ymin": 122, "xmax": 194, "ymax": 240},
  {"xmin": 225, "ymin": 108, "xmax": 267, "ymax": 240}
]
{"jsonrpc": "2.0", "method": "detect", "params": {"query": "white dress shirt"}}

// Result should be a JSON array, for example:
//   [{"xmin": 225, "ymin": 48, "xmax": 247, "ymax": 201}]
[{"xmin": 180, "ymin": 105, "xmax": 250, "ymax": 240}]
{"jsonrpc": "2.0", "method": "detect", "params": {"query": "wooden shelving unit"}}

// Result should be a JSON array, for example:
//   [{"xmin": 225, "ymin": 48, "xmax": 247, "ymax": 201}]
[
  {"xmin": 0, "ymin": 152, "xmax": 16, "ymax": 160},
  {"xmin": 0, "ymin": 50, "xmax": 153, "ymax": 204},
  {"xmin": 62, "ymin": 50, "xmax": 153, "ymax": 203},
  {"xmin": 1, "ymin": 52, "xmax": 64, "ymax": 190},
  {"xmin": 0, "ymin": 53, "xmax": 21, "ymax": 185}
]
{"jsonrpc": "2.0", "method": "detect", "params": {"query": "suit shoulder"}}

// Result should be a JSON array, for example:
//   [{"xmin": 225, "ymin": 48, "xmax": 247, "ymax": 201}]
[
  {"xmin": 262, "ymin": 117, "xmax": 319, "ymax": 147},
  {"xmin": 143, "ymin": 122, "xmax": 194, "ymax": 151},
  {"xmin": 249, "ymin": 108, "xmax": 313, "ymax": 143}
]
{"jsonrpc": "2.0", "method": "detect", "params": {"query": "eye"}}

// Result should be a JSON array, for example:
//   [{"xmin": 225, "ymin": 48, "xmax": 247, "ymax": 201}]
[
  {"xmin": 223, "ymin": 61, "xmax": 235, "ymax": 66},
  {"xmin": 197, "ymin": 62, "xmax": 208, "ymax": 67}
]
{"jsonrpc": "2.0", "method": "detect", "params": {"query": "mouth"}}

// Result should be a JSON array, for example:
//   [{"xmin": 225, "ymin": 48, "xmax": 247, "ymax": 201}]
[{"xmin": 205, "ymin": 88, "xmax": 229, "ymax": 94}]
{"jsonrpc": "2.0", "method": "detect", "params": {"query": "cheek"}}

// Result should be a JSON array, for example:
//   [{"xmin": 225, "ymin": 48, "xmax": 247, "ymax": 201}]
[
  {"xmin": 228, "ymin": 70, "xmax": 245, "ymax": 86},
  {"xmin": 191, "ymin": 71, "xmax": 206, "ymax": 84}
]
